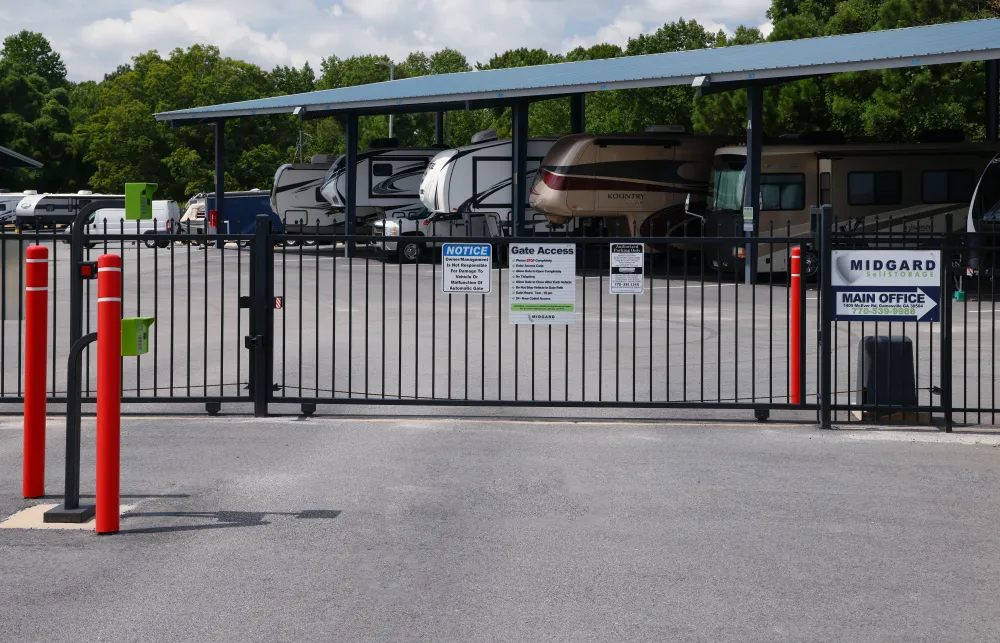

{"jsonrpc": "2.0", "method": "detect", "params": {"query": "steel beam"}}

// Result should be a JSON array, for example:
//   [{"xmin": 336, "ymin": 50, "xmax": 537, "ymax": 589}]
[
  {"xmin": 344, "ymin": 112, "xmax": 358, "ymax": 257},
  {"xmin": 435, "ymin": 111, "xmax": 445, "ymax": 145},
  {"xmin": 511, "ymin": 101, "xmax": 529, "ymax": 237},
  {"xmin": 570, "ymin": 94, "xmax": 586, "ymax": 134},
  {"xmin": 744, "ymin": 85, "xmax": 763, "ymax": 285},
  {"xmin": 988, "ymin": 59, "xmax": 998, "ymax": 142},
  {"xmin": 214, "ymin": 120, "xmax": 225, "ymax": 249}
]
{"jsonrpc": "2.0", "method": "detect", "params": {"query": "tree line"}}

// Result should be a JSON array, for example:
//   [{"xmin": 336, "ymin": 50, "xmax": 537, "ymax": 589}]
[{"xmin": 1, "ymin": 0, "xmax": 997, "ymax": 203}]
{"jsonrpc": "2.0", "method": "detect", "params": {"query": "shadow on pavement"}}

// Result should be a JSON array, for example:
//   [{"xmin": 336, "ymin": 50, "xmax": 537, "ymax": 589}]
[{"xmin": 117, "ymin": 509, "xmax": 341, "ymax": 535}]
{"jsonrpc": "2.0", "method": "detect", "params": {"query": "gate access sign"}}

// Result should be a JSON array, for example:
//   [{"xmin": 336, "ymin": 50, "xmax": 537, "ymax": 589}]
[
  {"xmin": 508, "ymin": 244, "xmax": 576, "ymax": 325},
  {"xmin": 442, "ymin": 243, "xmax": 492, "ymax": 293},
  {"xmin": 831, "ymin": 250, "xmax": 941, "ymax": 322}
]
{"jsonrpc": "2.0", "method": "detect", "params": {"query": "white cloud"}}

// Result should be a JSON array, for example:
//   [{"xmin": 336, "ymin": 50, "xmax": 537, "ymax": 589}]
[{"xmin": 0, "ymin": 0, "xmax": 770, "ymax": 82}]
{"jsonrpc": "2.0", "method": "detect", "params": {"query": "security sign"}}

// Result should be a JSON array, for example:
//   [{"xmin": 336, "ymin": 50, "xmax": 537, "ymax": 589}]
[
  {"xmin": 831, "ymin": 250, "xmax": 941, "ymax": 322},
  {"xmin": 610, "ymin": 243, "xmax": 644, "ymax": 295},
  {"xmin": 442, "ymin": 243, "xmax": 492, "ymax": 294}
]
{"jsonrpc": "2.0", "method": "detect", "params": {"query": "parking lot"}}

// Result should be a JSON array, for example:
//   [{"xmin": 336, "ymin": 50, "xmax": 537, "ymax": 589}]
[{"xmin": 0, "ymin": 239, "xmax": 997, "ymax": 424}]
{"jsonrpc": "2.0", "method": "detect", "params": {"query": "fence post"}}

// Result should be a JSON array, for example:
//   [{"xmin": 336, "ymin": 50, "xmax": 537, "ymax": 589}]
[
  {"xmin": 96, "ymin": 254, "xmax": 122, "ymax": 534},
  {"xmin": 816, "ymin": 205, "xmax": 833, "ymax": 429},
  {"xmin": 249, "ymin": 214, "xmax": 273, "ymax": 417},
  {"xmin": 23, "ymin": 245, "xmax": 48, "ymax": 498},
  {"xmin": 941, "ymin": 214, "xmax": 953, "ymax": 433}
]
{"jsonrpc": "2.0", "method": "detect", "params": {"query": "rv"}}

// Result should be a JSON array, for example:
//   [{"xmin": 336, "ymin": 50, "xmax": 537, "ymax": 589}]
[
  {"xmin": 529, "ymin": 128, "xmax": 728, "ymax": 239},
  {"xmin": 419, "ymin": 129, "xmax": 564, "ymax": 236},
  {"xmin": 180, "ymin": 190, "xmax": 283, "ymax": 241},
  {"xmin": 319, "ymin": 139, "xmax": 441, "ymax": 230},
  {"xmin": 271, "ymin": 154, "xmax": 340, "ymax": 235},
  {"xmin": 703, "ymin": 137, "xmax": 1000, "ymax": 275},
  {"xmin": 15, "ymin": 191, "xmax": 111, "ymax": 230},
  {"xmin": 965, "ymin": 152, "xmax": 1000, "ymax": 276},
  {"xmin": 0, "ymin": 190, "xmax": 36, "ymax": 225}
]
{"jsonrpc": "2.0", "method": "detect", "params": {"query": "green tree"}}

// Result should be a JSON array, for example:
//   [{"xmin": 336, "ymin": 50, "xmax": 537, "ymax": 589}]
[{"xmin": 0, "ymin": 31, "xmax": 67, "ymax": 88}]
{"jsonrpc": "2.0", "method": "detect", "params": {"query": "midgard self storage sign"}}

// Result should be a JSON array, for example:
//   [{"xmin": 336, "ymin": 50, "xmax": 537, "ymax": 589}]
[
  {"xmin": 610, "ymin": 243, "xmax": 644, "ymax": 295},
  {"xmin": 508, "ymin": 244, "xmax": 576, "ymax": 324},
  {"xmin": 442, "ymin": 243, "xmax": 492, "ymax": 294},
  {"xmin": 831, "ymin": 250, "xmax": 941, "ymax": 321}
]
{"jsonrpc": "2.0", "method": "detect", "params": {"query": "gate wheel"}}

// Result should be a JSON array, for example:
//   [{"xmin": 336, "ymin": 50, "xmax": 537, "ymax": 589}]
[{"xmin": 754, "ymin": 408, "xmax": 770, "ymax": 422}]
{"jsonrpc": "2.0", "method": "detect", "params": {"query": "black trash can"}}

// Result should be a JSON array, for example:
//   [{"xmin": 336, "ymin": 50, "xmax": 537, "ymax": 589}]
[{"xmin": 857, "ymin": 336, "xmax": 917, "ymax": 409}]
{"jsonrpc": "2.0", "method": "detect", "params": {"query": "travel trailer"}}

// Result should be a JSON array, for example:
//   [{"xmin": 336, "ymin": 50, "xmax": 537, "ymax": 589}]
[
  {"xmin": 180, "ymin": 190, "xmax": 282, "ymax": 237},
  {"xmin": 965, "ymin": 152, "xmax": 1000, "ymax": 276},
  {"xmin": 270, "ymin": 154, "xmax": 339, "ymax": 235},
  {"xmin": 703, "ymin": 137, "xmax": 1000, "ymax": 275},
  {"xmin": 319, "ymin": 139, "xmax": 441, "ymax": 230},
  {"xmin": 420, "ymin": 129, "xmax": 565, "ymax": 236},
  {"xmin": 529, "ymin": 128, "xmax": 729, "ymax": 239},
  {"xmin": 0, "ymin": 190, "xmax": 36, "ymax": 225},
  {"xmin": 15, "ymin": 191, "xmax": 111, "ymax": 230}
]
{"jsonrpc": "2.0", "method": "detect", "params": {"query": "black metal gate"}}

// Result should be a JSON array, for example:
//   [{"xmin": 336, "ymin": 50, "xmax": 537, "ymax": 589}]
[{"xmin": 5, "ymin": 205, "xmax": 1000, "ymax": 428}]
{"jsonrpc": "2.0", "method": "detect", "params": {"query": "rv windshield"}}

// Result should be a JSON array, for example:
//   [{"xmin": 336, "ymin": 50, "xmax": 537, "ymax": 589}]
[
  {"xmin": 973, "ymin": 159, "xmax": 1000, "ymax": 222},
  {"xmin": 710, "ymin": 155, "xmax": 747, "ymax": 212}
]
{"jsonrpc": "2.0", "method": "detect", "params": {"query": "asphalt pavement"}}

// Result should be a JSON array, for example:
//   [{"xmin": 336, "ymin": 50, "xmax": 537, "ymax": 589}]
[{"xmin": 2, "ymin": 415, "xmax": 1000, "ymax": 642}]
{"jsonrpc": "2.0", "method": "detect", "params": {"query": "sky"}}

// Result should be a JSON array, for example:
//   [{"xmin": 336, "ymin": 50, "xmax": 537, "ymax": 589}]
[{"xmin": 0, "ymin": 0, "xmax": 772, "ymax": 82}]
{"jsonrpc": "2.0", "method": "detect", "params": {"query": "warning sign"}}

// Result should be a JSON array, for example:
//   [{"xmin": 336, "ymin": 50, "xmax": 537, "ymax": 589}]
[
  {"xmin": 610, "ymin": 243, "xmax": 644, "ymax": 295},
  {"xmin": 442, "ymin": 243, "xmax": 492, "ymax": 294},
  {"xmin": 508, "ymin": 244, "xmax": 576, "ymax": 325}
]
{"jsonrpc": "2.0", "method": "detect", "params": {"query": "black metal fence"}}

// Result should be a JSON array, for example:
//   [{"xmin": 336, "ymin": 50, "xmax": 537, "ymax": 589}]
[{"xmin": 3, "ymin": 209, "xmax": 1000, "ymax": 428}]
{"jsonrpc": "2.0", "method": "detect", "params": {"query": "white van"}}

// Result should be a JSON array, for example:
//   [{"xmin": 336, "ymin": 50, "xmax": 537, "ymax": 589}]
[{"xmin": 83, "ymin": 200, "xmax": 181, "ymax": 247}]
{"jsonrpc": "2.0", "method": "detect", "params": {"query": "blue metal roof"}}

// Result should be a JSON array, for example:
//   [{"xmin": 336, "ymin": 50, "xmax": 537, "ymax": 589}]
[
  {"xmin": 0, "ymin": 145, "xmax": 42, "ymax": 169},
  {"xmin": 156, "ymin": 18, "xmax": 1000, "ymax": 122}
]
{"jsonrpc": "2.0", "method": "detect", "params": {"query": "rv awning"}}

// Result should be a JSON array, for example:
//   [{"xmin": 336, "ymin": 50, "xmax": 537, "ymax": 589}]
[
  {"xmin": 154, "ymin": 18, "xmax": 1000, "ymax": 123},
  {"xmin": 0, "ymin": 145, "xmax": 42, "ymax": 169}
]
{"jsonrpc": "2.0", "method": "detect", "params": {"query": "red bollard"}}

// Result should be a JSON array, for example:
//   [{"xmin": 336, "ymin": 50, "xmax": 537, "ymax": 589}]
[
  {"xmin": 790, "ymin": 247, "xmax": 802, "ymax": 405},
  {"xmin": 96, "ymin": 254, "xmax": 122, "ymax": 534},
  {"xmin": 23, "ymin": 246, "xmax": 48, "ymax": 498}
]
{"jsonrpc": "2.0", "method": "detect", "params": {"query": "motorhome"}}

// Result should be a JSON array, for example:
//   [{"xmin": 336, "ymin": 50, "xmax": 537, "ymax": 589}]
[
  {"xmin": 419, "ymin": 129, "xmax": 564, "ymax": 236},
  {"xmin": 528, "ymin": 128, "xmax": 729, "ymax": 239},
  {"xmin": 319, "ymin": 139, "xmax": 441, "ymax": 231},
  {"xmin": 15, "ymin": 191, "xmax": 111, "ymax": 230},
  {"xmin": 703, "ymin": 136, "xmax": 1000, "ymax": 275},
  {"xmin": 271, "ymin": 154, "xmax": 339, "ymax": 234},
  {"xmin": 965, "ymin": 152, "xmax": 1000, "ymax": 276}
]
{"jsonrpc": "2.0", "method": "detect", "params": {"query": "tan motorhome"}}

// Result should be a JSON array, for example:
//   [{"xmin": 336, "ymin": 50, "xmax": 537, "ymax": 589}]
[
  {"xmin": 703, "ymin": 139, "xmax": 1000, "ymax": 275},
  {"xmin": 528, "ymin": 129, "xmax": 730, "ymax": 239}
]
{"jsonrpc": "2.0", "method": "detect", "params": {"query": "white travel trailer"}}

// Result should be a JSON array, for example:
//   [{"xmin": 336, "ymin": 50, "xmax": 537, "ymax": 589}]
[
  {"xmin": 270, "ymin": 154, "xmax": 340, "ymax": 234},
  {"xmin": 418, "ymin": 129, "xmax": 566, "ymax": 236},
  {"xmin": 319, "ymin": 139, "xmax": 441, "ymax": 230},
  {"xmin": 15, "ymin": 191, "xmax": 112, "ymax": 230},
  {"xmin": 0, "ymin": 190, "xmax": 36, "ymax": 224}
]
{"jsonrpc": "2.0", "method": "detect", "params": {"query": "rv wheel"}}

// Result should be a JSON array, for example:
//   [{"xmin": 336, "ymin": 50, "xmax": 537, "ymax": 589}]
[{"xmin": 400, "ymin": 240, "xmax": 422, "ymax": 263}]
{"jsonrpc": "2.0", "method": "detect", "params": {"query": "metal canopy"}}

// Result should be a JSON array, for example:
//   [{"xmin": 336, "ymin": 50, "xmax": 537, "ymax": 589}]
[
  {"xmin": 155, "ymin": 19, "xmax": 1000, "ymax": 122},
  {"xmin": 0, "ymin": 145, "xmax": 42, "ymax": 169}
]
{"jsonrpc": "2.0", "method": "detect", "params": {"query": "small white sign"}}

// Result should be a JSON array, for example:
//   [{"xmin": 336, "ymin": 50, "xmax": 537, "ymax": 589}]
[
  {"xmin": 508, "ymin": 243, "xmax": 576, "ymax": 325},
  {"xmin": 442, "ymin": 243, "xmax": 492, "ymax": 294},
  {"xmin": 610, "ymin": 243, "xmax": 644, "ymax": 295},
  {"xmin": 742, "ymin": 206, "xmax": 754, "ymax": 232}
]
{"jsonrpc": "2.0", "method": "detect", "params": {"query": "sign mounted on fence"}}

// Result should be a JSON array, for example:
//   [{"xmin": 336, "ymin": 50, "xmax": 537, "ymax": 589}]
[
  {"xmin": 508, "ymin": 243, "xmax": 576, "ymax": 325},
  {"xmin": 442, "ymin": 243, "xmax": 492, "ymax": 294},
  {"xmin": 831, "ymin": 250, "xmax": 941, "ymax": 322},
  {"xmin": 610, "ymin": 243, "xmax": 644, "ymax": 295}
]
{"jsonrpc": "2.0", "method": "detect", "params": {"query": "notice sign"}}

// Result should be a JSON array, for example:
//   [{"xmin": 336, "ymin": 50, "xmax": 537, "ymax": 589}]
[
  {"xmin": 610, "ymin": 243, "xmax": 644, "ymax": 295},
  {"xmin": 508, "ymin": 243, "xmax": 576, "ymax": 325},
  {"xmin": 442, "ymin": 243, "xmax": 492, "ymax": 294},
  {"xmin": 831, "ymin": 250, "xmax": 941, "ymax": 322}
]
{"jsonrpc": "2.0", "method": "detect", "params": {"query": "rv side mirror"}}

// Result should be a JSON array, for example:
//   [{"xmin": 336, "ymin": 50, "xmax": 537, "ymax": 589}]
[{"xmin": 684, "ymin": 194, "xmax": 705, "ymax": 221}]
